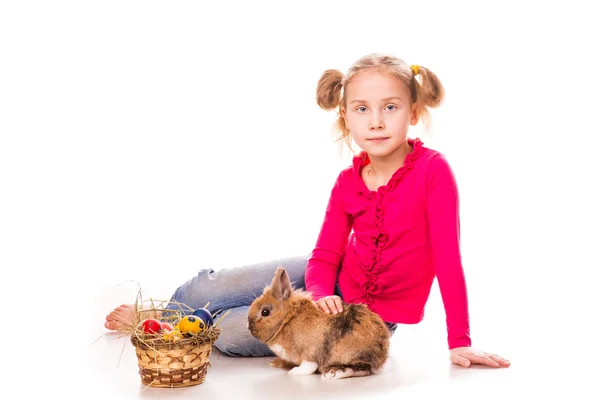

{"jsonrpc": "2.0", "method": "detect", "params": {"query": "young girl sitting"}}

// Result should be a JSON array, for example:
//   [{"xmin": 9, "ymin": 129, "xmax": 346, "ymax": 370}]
[{"xmin": 105, "ymin": 53, "xmax": 510, "ymax": 369}]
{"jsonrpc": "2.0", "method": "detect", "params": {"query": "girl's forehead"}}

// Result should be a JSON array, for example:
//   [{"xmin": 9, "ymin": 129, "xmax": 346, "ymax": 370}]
[
  {"xmin": 352, "ymin": 68, "xmax": 394, "ymax": 80},
  {"xmin": 346, "ymin": 70, "xmax": 409, "ymax": 98}
]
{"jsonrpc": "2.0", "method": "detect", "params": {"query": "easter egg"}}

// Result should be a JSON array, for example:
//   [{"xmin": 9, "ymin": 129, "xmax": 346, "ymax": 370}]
[
  {"xmin": 192, "ymin": 308, "xmax": 214, "ymax": 328},
  {"xmin": 141, "ymin": 318, "xmax": 163, "ymax": 334},
  {"xmin": 163, "ymin": 330, "xmax": 182, "ymax": 342},
  {"xmin": 177, "ymin": 315, "xmax": 205, "ymax": 335},
  {"xmin": 161, "ymin": 322, "xmax": 174, "ymax": 332}
]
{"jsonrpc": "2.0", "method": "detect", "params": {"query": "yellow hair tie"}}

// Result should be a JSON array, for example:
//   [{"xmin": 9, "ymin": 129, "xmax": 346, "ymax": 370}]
[{"xmin": 411, "ymin": 64, "xmax": 420, "ymax": 76}]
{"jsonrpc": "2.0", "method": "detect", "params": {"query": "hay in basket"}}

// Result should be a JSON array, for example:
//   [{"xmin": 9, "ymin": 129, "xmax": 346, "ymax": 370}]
[{"xmin": 124, "ymin": 290, "xmax": 230, "ymax": 388}]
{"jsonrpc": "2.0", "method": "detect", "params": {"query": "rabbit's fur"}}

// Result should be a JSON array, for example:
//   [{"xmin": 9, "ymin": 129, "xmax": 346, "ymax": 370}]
[{"xmin": 247, "ymin": 266, "xmax": 390, "ymax": 379}]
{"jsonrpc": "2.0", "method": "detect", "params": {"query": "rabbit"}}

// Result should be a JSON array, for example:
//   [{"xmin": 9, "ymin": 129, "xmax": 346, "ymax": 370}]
[{"xmin": 247, "ymin": 266, "xmax": 390, "ymax": 379}]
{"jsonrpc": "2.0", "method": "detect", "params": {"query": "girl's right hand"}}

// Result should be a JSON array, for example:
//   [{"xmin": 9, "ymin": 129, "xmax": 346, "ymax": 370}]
[{"xmin": 315, "ymin": 295, "xmax": 344, "ymax": 315}]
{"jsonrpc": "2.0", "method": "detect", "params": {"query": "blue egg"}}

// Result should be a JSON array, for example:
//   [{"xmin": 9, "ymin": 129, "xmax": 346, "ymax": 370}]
[{"xmin": 192, "ymin": 308, "xmax": 214, "ymax": 328}]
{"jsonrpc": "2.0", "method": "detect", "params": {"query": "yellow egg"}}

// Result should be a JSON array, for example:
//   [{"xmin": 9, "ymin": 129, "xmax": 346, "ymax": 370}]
[{"xmin": 177, "ymin": 315, "xmax": 206, "ymax": 335}]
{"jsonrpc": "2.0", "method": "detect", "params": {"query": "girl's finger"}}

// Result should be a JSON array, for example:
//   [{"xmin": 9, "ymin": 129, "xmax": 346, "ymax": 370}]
[
  {"xmin": 316, "ymin": 300, "xmax": 328, "ymax": 313},
  {"xmin": 470, "ymin": 355, "xmax": 500, "ymax": 368},
  {"xmin": 326, "ymin": 299, "xmax": 339, "ymax": 314},
  {"xmin": 333, "ymin": 297, "xmax": 343, "ymax": 312},
  {"xmin": 318, "ymin": 299, "xmax": 333, "ymax": 313},
  {"xmin": 450, "ymin": 354, "xmax": 471, "ymax": 368},
  {"xmin": 489, "ymin": 354, "xmax": 511, "ymax": 367}
]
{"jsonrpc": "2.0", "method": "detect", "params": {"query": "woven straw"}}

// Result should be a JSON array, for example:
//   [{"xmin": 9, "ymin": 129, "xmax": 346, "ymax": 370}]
[
  {"xmin": 126, "ymin": 299, "xmax": 224, "ymax": 388},
  {"xmin": 131, "ymin": 332, "xmax": 219, "ymax": 387}
]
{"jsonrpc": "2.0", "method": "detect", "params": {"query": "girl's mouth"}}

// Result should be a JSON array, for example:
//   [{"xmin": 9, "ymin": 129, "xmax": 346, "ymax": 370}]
[{"xmin": 368, "ymin": 137, "xmax": 389, "ymax": 143}]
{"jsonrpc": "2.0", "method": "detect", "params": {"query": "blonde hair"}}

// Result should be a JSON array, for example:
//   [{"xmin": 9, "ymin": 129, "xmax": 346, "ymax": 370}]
[{"xmin": 316, "ymin": 53, "xmax": 445, "ymax": 151}]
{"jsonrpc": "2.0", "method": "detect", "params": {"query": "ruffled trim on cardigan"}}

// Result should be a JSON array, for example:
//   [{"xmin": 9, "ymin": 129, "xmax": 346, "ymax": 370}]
[{"xmin": 351, "ymin": 137, "xmax": 425, "ymax": 305}]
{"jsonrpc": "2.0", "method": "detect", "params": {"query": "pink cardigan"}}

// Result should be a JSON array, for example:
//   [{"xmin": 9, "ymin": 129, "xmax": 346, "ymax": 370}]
[{"xmin": 305, "ymin": 138, "xmax": 471, "ymax": 349}]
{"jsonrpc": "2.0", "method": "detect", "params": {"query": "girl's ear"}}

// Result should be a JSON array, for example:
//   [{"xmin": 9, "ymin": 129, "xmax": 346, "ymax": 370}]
[
  {"xmin": 340, "ymin": 107, "xmax": 346, "ymax": 122},
  {"xmin": 409, "ymin": 103, "xmax": 419, "ymax": 126}
]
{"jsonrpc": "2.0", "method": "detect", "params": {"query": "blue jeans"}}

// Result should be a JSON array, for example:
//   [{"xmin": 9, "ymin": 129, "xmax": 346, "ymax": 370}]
[{"xmin": 165, "ymin": 254, "xmax": 397, "ymax": 357}]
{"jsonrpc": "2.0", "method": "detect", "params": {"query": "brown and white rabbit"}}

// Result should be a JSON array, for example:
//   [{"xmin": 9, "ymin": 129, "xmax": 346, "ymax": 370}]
[{"xmin": 247, "ymin": 266, "xmax": 390, "ymax": 379}]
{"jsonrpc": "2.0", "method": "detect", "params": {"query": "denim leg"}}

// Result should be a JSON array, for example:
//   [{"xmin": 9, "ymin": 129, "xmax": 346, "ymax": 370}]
[
  {"xmin": 164, "ymin": 254, "xmax": 309, "ymax": 356},
  {"xmin": 165, "ymin": 254, "xmax": 309, "ymax": 314},
  {"xmin": 385, "ymin": 322, "xmax": 398, "ymax": 336},
  {"xmin": 212, "ymin": 305, "xmax": 274, "ymax": 357}
]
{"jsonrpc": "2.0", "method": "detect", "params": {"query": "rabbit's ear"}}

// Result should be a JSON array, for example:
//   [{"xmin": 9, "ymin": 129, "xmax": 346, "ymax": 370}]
[{"xmin": 270, "ymin": 266, "xmax": 292, "ymax": 300}]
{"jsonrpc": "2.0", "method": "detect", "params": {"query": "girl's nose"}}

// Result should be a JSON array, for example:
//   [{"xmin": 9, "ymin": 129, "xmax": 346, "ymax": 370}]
[{"xmin": 369, "ymin": 113, "xmax": 385, "ymax": 130}]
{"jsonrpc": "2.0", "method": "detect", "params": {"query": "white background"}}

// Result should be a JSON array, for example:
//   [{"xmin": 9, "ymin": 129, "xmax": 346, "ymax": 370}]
[{"xmin": 1, "ymin": 0, "xmax": 599, "ymax": 397}]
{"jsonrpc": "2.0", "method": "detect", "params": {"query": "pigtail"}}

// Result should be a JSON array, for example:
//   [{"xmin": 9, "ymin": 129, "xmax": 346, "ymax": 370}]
[
  {"xmin": 413, "ymin": 66, "xmax": 445, "ymax": 109},
  {"xmin": 316, "ymin": 69, "xmax": 344, "ymax": 111},
  {"xmin": 410, "ymin": 65, "xmax": 445, "ymax": 130}
]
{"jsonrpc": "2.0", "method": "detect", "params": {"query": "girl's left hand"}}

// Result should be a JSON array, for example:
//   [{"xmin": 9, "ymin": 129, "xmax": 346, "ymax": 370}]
[{"xmin": 450, "ymin": 347, "xmax": 511, "ymax": 368}]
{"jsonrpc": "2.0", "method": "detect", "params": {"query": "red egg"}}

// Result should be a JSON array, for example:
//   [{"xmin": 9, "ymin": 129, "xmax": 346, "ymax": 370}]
[
  {"xmin": 161, "ymin": 322, "xmax": 174, "ymax": 332},
  {"xmin": 141, "ymin": 319, "xmax": 163, "ymax": 334}
]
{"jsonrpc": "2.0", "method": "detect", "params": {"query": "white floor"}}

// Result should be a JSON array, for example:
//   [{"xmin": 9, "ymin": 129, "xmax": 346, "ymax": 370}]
[
  {"xmin": 4, "ymin": 2, "xmax": 600, "ymax": 399},
  {"xmin": 81, "ymin": 273, "xmax": 599, "ymax": 400}
]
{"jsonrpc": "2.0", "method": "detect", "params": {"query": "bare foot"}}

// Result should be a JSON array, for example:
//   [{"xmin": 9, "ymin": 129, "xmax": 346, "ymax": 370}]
[
  {"xmin": 105, "ymin": 304, "xmax": 164, "ymax": 332},
  {"xmin": 105, "ymin": 304, "xmax": 137, "ymax": 331}
]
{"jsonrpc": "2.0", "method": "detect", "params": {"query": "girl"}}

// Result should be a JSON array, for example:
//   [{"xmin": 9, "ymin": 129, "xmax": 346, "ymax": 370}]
[{"xmin": 105, "ymin": 53, "xmax": 510, "ymax": 369}]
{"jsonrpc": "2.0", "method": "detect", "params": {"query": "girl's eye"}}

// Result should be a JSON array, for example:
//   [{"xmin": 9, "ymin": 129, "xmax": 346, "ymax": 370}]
[
  {"xmin": 385, "ymin": 104, "xmax": 397, "ymax": 111},
  {"xmin": 356, "ymin": 106, "xmax": 368, "ymax": 113},
  {"xmin": 261, "ymin": 309, "xmax": 270, "ymax": 317}
]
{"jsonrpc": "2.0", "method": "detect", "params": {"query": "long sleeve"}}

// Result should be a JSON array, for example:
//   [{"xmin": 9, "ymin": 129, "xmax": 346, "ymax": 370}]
[
  {"xmin": 426, "ymin": 153, "xmax": 471, "ymax": 349},
  {"xmin": 305, "ymin": 172, "xmax": 353, "ymax": 301}
]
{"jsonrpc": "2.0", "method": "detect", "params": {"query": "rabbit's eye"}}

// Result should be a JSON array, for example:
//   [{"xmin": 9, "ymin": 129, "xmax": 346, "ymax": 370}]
[{"xmin": 261, "ymin": 309, "xmax": 270, "ymax": 317}]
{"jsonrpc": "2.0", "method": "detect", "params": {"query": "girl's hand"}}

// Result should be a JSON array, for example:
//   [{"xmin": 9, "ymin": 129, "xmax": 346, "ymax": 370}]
[
  {"xmin": 315, "ymin": 295, "xmax": 344, "ymax": 315},
  {"xmin": 450, "ymin": 347, "xmax": 511, "ymax": 368}
]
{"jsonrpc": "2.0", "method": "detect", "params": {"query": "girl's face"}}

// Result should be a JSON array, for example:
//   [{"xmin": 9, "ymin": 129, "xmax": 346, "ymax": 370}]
[{"xmin": 342, "ymin": 70, "xmax": 418, "ymax": 159}]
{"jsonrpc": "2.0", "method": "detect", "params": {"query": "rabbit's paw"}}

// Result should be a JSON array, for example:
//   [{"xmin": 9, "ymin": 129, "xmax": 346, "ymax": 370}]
[{"xmin": 288, "ymin": 361, "xmax": 318, "ymax": 376}]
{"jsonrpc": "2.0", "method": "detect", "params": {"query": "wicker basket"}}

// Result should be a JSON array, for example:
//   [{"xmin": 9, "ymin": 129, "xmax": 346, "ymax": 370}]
[
  {"xmin": 130, "ymin": 330, "xmax": 220, "ymax": 388},
  {"xmin": 127, "ymin": 302, "xmax": 223, "ymax": 388}
]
